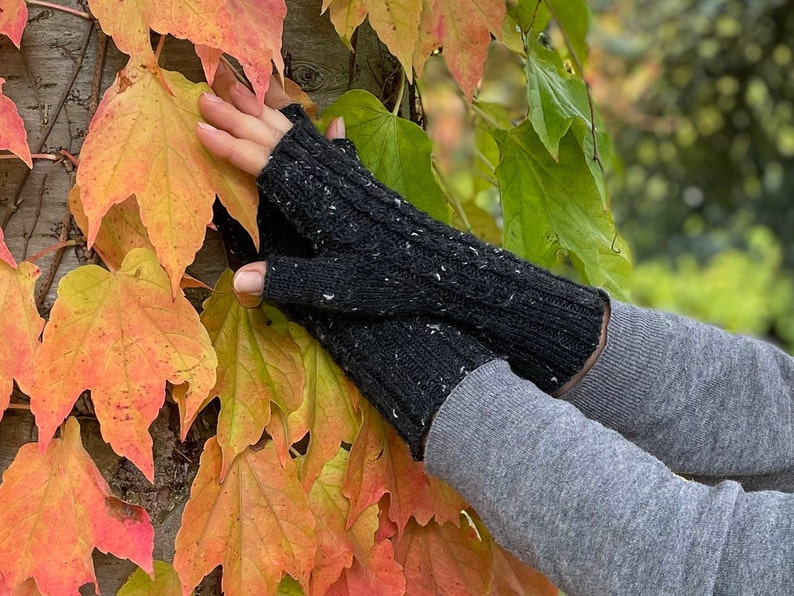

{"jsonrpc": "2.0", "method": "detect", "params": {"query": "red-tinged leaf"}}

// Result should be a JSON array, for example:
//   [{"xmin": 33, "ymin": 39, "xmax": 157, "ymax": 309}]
[
  {"xmin": 30, "ymin": 248, "xmax": 217, "ymax": 481},
  {"xmin": 325, "ymin": 540, "xmax": 405, "ymax": 596},
  {"xmin": 0, "ymin": 78, "xmax": 32, "ymax": 168},
  {"xmin": 173, "ymin": 438, "xmax": 316, "ymax": 595},
  {"xmin": 0, "ymin": 226, "xmax": 17, "ymax": 268},
  {"xmin": 76, "ymin": 61, "xmax": 258, "ymax": 294},
  {"xmin": 343, "ymin": 402, "xmax": 427, "ymax": 535},
  {"xmin": 0, "ymin": 259, "xmax": 43, "ymax": 412},
  {"xmin": 88, "ymin": 0, "xmax": 285, "ymax": 103},
  {"xmin": 3, "ymin": 577, "xmax": 42, "ymax": 596},
  {"xmin": 224, "ymin": 0, "xmax": 286, "ymax": 103},
  {"xmin": 308, "ymin": 448, "xmax": 380, "ymax": 594},
  {"xmin": 392, "ymin": 517, "xmax": 492, "ymax": 595},
  {"xmin": 119, "ymin": 561, "xmax": 186, "ymax": 596},
  {"xmin": 422, "ymin": 0, "xmax": 506, "ymax": 99},
  {"xmin": 285, "ymin": 323, "xmax": 361, "ymax": 489},
  {"xmin": 194, "ymin": 44, "xmax": 224, "ymax": 87},
  {"xmin": 490, "ymin": 544, "xmax": 558, "ymax": 596},
  {"xmin": 199, "ymin": 270, "xmax": 305, "ymax": 480},
  {"xmin": 412, "ymin": 476, "xmax": 466, "ymax": 528},
  {"xmin": 0, "ymin": 417, "xmax": 154, "ymax": 594},
  {"xmin": 0, "ymin": 0, "xmax": 26, "ymax": 48},
  {"xmin": 68, "ymin": 185, "xmax": 154, "ymax": 271}
]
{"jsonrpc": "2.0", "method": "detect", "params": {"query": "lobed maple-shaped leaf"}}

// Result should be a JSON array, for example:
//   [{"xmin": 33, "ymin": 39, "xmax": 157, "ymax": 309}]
[
  {"xmin": 344, "ymin": 402, "xmax": 462, "ymax": 536},
  {"xmin": 283, "ymin": 323, "xmax": 360, "ymax": 489},
  {"xmin": 30, "ymin": 248, "xmax": 217, "ymax": 481},
  {"xmin": 0, "ymin": 254, "xmax": 43, "ymax": 415},
  {"xmin": 198, "ymin": 270, "xmax": 305, "ymax": 480},
  {"xmin": 0, "ymin": 417, "xmax": 154, "ymax": 594},
  {"xmin": 325, "ymin": 540, "xmax": 405, "ymax": 595},
  {"xmin": 417, "ymin": 0, "xmax": 506, "ymax": 99},
  {"xmin": 0, "ymin": 78, "xmax": 32, "ymax": 168},
  {"xmin": 76, "ymin": 61, "xmax": 258, "ymax": 294},
  {"xmin": 118, "ymin": 561, "xmax": 186, "ymax": 596},
  {"xmin": 308, "ymin": 448, "xmax": 397, "ymax": 594},
  {"xmin": 0, "ymin": 0, "xmax": 26, "ymax": 48},
  {"xmin": 324, "ymin": 0, "xmax": 504, "ymax": 99},
  {"xmin": 69, "ymin": 184, "xmax": 154, "ymax": 271},
  {"xmin": 87, "ymin": 0, "xmax": 285, "ymax": 102},
  {"xmin": 392, "ymin": 517, "xmax": 492, "ymax": 595},
  {"xmin": 174, "ymin": 438, "xmax": 316, "ymax": 595}
]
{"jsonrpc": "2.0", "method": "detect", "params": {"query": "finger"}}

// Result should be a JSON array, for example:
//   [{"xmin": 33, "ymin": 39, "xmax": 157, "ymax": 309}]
[
  {"xmin": 264, "ymin": 75, "xmax": 294, "ymax": 109},
  {"xmin": 199, "ymin": 92, "xmax": 290, "ymax": 148},
  {"xmin": 233, "ymin": 262, "xmax": 266, "ymax": 295},
  {"xmin": 325, "ymin": 117, "xmax": 346, "ymax": 140},
  {"xmin": 210, "ymin": 60, "xmax": 239, "ymax": 103},
  {"xmin": 196, "ymin": 122, "xmax": 269, "ymax": 175}
]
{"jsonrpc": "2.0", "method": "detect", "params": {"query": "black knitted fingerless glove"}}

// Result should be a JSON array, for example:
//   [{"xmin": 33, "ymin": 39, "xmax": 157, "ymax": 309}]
[
  {"xmin": 256, "ymin": 105, "xmax": 608, "ymax": 394},
  {"xmin": 213, "ymin": 199, "xmax": 495, "ymax": 459}
]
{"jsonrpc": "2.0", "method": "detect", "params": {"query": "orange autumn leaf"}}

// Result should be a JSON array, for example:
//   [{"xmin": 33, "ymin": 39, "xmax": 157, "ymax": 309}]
[
  {"xmin": 325, "ymin": 540, "xmax": 405, "ymax": 596},
  {"xmin": 198, "ymin": 270, "xmax": 305, "ymax": 480},
  {"xmin": 308, "ymin": 448, "xmax": 384, "ymax": 594},
  {"xmin": 283, "ymin": 323, "xmax": 361, "ymax": 489},
  {"xmin": 0, "ymin": 417, "xmax": 154, "ymax": 595},
  {"xmin": 490, "ymin": 544, "xmax": 559, "ymax": 596},
  {"xmin": 0, "ymin": 256, "xmax": 43, "ymax": 414},
  {"xmin": 343, "ymin": 402, "xmax": 429, "ymax": 535},
  {"xmin": 30, "ymin": 248, "xmax": 216, "ymax": 481},
  {"xmin": 68, "ymin": 184, "xmax": 154, "ymax": 271},
  {"xmin": 0, "ymin": 78, "xmax": 32, "ymax": 168},
  {"xmin": 174, "ymin": 438, "xmax": 316, "ymax": 595},
  {"xmin": 392, "ymin": 517, "xmax": 492, "ymax": 595},
  {"xmin": 0, "ymin": 0, "xmax": 26, "ymax": 48},
  {"xmin": 87, "ymin": 0, "xmax": 285, "ymax": 102},
  {"xmin": 76, "ymin": 60, "xmax": 258, "ymax": 294}
]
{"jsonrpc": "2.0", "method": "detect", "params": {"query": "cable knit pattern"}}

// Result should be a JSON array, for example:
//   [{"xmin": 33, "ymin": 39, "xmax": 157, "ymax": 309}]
[{"xmin": 257, "ymin": 105, "xmax": 607, "ymax": 392}]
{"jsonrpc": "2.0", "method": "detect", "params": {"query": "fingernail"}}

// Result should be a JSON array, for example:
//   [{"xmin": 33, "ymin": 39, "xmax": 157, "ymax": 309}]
[
  {"xmin": 197, "ymin": 122, "xmax": 217, "ymax": 131},
  {"xmin": 202, "ymin": 92, "xmax": 223, "ymax": 103},
  {"xmin": 234, "ymin": 270, "xmax": 264, "ymax": 294}
]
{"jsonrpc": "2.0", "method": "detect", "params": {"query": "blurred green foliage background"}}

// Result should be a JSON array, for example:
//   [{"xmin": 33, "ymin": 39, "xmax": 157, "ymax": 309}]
[{"xmin": 589, "ymin": 0, "xmax": 794, "ymax": 350}]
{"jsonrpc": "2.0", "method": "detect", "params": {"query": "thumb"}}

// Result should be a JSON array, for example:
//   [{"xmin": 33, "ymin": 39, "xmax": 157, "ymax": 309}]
[
  {"xmin": 233, "ymin": 262, "xmax": 266, "ymax": 295},
  {"xmin": 325, "ymin": 117, "xmax": 345, "ymax": 140}
]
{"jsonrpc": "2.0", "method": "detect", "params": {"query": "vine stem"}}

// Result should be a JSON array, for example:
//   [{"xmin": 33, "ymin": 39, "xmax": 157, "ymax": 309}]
[
  {"xmin": 154, "ymin": 34, "xmax": 167, "ymax": 60},
  {"xmin": 0, "ymin": 153, "xmax": 57, "ymax": 161},
  {"xmin": 392, "ymin": 71, "xmax": 406, "ymax": 116},
  {"xmin": 27, "ymin": 240, "xmax": 77, "ymax": 263},
  {"xmin": 26, "ymin": 0, "xmax": 91, "ymax": 19},
  {"xmin": 7, "ymin": 403, "xmax": 31, "ymax": 411}
]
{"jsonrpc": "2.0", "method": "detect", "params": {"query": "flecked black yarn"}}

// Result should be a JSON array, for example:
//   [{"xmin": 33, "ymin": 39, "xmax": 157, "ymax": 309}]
[
  {"xmin": 212, "ymin": 199, "xmax": 495, "ymax": 460},
  {"xmin": 257, "ymin": 105, "xmax": 608, "ymax": 394}
]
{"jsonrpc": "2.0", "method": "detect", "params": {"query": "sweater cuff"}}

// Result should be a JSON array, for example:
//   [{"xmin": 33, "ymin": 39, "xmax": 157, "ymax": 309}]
[{"xmin": 559, "ymin": 300, "xmax": 669, "ymax": 434}]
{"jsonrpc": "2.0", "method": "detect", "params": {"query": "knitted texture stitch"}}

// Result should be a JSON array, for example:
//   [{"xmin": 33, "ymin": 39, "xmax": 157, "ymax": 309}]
[{"xmin": 257, "ymin": 105, "xmax": 608, "ymax": 393}]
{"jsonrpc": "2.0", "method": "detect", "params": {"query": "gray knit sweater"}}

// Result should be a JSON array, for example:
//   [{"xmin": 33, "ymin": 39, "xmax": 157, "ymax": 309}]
[{"xmin": 425, "ymin": 301, "xmax": 794, "ymax": 594}]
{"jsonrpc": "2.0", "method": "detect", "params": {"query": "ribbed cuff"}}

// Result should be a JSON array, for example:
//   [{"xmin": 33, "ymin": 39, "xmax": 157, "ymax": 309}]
[{"xmin": 560, "ymin": 301, "xmax": 669, "ymax": 433}]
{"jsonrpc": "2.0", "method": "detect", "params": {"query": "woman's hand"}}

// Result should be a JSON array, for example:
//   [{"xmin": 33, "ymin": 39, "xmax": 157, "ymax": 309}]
[{"xmin": 196, "ymin": 61, "xmax": 344, "ymax": 175}]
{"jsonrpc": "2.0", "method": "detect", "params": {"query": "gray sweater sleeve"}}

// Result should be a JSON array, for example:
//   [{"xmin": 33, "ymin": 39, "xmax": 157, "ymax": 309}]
[
  {"xmin": 562, "ymin": 301, "xmax": 794, "ymax": 489},
  {"xmin": 424, "ymin": 360, "xmax": 794, "ymax": 595}
]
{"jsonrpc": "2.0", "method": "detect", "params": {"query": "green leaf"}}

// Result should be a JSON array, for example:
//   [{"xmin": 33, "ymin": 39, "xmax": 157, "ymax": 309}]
[
  {"xmin": 545, "ymin": 0, "xmax": 591, "ymax": 71},
  {"xmin": 319, "ymin": 90, "xmax": 451, "ymax": 223},
  {"xmin": 278, "ymin": 575, "xmax": 305, "ymax": 595},
  {"xmin": 494, "ymin": 121, "xmax": 631, "ymax": 297},
  {"xmin": 526, "ymin": 41, "xmax": 591, "ymax": 158},
  {"xmin": 118, "ymin": 561, "xmax": 186, "ymax": 596},
  {"xmin": 508, "ymin": 0, "xmax": 550, "ymax": 34}
]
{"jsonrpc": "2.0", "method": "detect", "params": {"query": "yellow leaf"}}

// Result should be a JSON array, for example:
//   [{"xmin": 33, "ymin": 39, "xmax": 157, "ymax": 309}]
[
  {"xmin": 76, "ymin": 61, "xmax": 258, "ymax": 294},
  {"xmin": 30, "ymin": 248, "xmax": 216, "ymax": 481}
]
